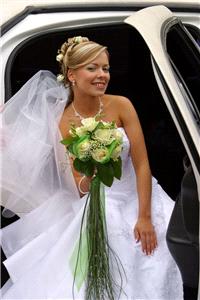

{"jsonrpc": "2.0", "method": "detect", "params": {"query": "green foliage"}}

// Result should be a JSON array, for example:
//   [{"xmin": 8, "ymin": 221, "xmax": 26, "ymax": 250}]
[
  {"xmin": 111, "ymin": 157, "xmax": 122, "ymax": 180},
  {"xmin": 73, "ymin": 155, "xmax": 122, "ymax": 187},
  {"xmin": 96, "ymin": 162, "xmax": 114, "ymax": 187},
  {"xmin": 60, "ymin": 135, "xmax": 77, "ymax": 145},
  {"xmin": 96, "ymin": 157, "xmax": 122, "ymax": 187},
  {"xmin": 73, "ymin": 158, "xmax": 94, "ymax": 177}
]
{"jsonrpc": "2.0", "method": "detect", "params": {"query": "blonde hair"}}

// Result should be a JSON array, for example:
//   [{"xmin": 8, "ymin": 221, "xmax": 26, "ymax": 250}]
[{"xmin": 56, "ymin": 36, "xmax": 108, "ymax": 101}]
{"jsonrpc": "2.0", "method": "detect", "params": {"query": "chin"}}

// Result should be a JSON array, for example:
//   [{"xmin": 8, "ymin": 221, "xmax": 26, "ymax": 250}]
[{"xmin": 89, "ymin": 91, "xmax": 105, "ymax": 97}]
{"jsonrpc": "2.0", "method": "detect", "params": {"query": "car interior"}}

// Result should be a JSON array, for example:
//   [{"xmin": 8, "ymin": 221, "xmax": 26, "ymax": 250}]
[{"xmin": 1, "ymin": 23, "xmax": 199, "ymax": 296}]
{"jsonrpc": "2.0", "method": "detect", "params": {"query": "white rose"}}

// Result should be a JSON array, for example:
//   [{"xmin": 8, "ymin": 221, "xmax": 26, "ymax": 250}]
[
  {"xmin": 93, "ymin": 129, "xmax": 114, "ymax": 145},
  {"xmin": 79, "ymin": 140, "xmax": 91, "ymax": 152},
  {"xmin": 111, "ymin": 144, "xmax": 123, "ymax": 161},
  {"xmin": 77, "ymin": 140, "xmax": 91, "ymax": 159},
  {"xmin": 91, "ymin": 147, "xmax": 109, "ymax": 163},
  {"xmin": 113, "ymin": 129, "xmax": 123, "ymax": 143},
  {"xmin": 75, "ymin": 126, "xmax": 87, "ymax": 137},
  {"xmin": 101, "ymin": 121, "xmax": 114, "ymax": 129},
  {"xmin": 81, "ymin": 117, "xmax": 98, "ymax": 132}
]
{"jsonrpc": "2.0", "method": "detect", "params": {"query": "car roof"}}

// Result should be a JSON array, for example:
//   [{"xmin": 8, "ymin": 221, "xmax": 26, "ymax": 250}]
[{"xmin": 1, "ymin": 0, "xmax": 199, "ymax": 25}]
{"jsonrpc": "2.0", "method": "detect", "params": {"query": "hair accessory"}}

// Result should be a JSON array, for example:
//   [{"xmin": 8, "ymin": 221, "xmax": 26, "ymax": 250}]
[
  {"xmin": 74, "ymin": 36, "xmax": 84, "ymax": 44},
  {"xmin": 56, "ymin": 53, "xmax": 64, "ymax": 62},
  {"xmin": 68, "ymin": 36, "xmax": 88, "ymax": 47},
  {"xmin": 57, "ymin": 74, "xmax": 65, "ymax": 82},
  {"xmin": 56, "ymin": 36, "xmax": 89, "ymax": 85}
]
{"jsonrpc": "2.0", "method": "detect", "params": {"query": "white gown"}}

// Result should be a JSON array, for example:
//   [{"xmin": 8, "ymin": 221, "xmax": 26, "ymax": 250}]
[{"xmin": 0, "ymin": 71, "xmax": 183, "ymax": 299}]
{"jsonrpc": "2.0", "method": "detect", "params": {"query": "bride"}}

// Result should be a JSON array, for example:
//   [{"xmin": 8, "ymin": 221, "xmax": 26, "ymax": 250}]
[{"xmin": 1, "ymin": 36, "xmax": 183, "ymax": 299}]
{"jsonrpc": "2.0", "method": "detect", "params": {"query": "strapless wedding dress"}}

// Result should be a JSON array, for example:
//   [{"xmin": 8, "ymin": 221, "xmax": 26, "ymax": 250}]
[
  {"xmin": 1, "ymin": 127, "xmax": 183, "ymax": 299},
  {"xmin": 1, "ymin": 71, "xmax": 183, "ymax": 299}
]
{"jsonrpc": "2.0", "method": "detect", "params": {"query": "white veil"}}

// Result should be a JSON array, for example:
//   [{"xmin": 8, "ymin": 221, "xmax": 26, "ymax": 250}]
[{"xmin": 1, "ymin": 70, "xmax": 79, "ymax": 217}]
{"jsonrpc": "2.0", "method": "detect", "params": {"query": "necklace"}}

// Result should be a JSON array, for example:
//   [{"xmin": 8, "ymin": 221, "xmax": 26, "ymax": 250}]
[{"xmin": 72, "ymin": 97, "xmax": 103, "ymax": 121}]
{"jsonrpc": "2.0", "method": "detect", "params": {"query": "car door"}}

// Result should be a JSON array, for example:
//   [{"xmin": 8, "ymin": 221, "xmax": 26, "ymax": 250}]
[{"xmin": 125, "ymin": 5, "xmax": 200, "ymax": 298}]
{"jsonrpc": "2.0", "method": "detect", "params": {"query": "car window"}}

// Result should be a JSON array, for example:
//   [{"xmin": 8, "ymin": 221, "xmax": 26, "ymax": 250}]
[
  {"xmin": 166, "ymin": 22, "xmax": 200, "ymax": 115},
  {"xmin": 186, "ymin": 24, "xmax": 200, "ymax": 46},
  {"xmin": 5, "ymin": 24, "xmax": 132, "ymax": 100}
]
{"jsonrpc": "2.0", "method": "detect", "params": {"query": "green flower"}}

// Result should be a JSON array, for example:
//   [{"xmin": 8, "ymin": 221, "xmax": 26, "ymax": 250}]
[{"xmin": 72, "ymin": 135, "xmax": 91, "ymax": 161}]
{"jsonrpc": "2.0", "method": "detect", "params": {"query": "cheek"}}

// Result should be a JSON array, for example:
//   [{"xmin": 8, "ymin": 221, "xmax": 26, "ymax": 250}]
[
  {"xmin": 80, "ymin": 72, "xmax": 94, "ymax": 82},
  {"xmin": 106, "ymin": 73, "xmax": 110, "ymax": 83}
]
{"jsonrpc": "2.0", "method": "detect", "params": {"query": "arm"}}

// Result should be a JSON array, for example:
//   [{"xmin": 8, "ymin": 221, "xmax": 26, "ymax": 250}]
[
  {"xmin": 118, "ymin": 97, "xmax": 157, "ymax": 255},
  {"xmin": 69, "ymin": 156, "xmax": 91, "ymax": 197}
]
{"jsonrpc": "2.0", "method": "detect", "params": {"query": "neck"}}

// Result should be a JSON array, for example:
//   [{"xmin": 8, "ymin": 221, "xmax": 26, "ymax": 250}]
[
  {"xmin": 71, "ymin": 94, "xmax": 103, "ymax": 120},
  {"xmin": 73, "ymin": 94, "xmax": 102, "ymax": 115}
]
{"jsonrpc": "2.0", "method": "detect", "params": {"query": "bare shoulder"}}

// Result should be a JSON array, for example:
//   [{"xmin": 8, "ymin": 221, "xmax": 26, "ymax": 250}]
[
  {"xmin": 104, "ymin": 94, "xmax": 133, "ymax": 107},
  {"xmin": 104, "ymin": 94, "xmax": 136, "ymax": 115},
  {"xmin": 104, "ymin": 94, "xmax": 140, "ymax": 130}
]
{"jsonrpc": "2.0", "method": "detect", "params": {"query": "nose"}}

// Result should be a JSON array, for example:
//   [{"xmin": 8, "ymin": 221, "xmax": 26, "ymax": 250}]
[
  {"xmin": 97, "ymin": 68, "xmax": 104, "ymax": 77},
  {"xmin": 97, "ymin": 68, "xmax": 108, "ymax": 78}
]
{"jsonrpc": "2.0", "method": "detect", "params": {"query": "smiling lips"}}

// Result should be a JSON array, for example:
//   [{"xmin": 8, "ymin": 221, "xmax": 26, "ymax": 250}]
[{"xmin": 93, "ymin": 82, "xmax": 107, "ymax": 89}]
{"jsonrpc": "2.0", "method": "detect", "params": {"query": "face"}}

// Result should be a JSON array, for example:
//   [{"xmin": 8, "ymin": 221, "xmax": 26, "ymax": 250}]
[{"xmin": 68, "ymin": 51, "xmax": 110, "ymax": 97}]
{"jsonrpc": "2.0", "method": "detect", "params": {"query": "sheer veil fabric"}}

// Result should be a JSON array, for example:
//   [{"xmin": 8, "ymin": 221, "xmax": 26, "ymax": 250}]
[
  {"xmin": 1, "ymin": 71, "xmax": 79, "ymax": 216},
  {"xmin": 0, "ymin": 71, "xmax": 183, "ymax": 299}
]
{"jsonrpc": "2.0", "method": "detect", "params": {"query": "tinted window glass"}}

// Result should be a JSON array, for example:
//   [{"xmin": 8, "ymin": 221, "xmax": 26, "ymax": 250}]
[{"xmin": 166, "ymin": 23, "xmax": 200, "ymax": 113}]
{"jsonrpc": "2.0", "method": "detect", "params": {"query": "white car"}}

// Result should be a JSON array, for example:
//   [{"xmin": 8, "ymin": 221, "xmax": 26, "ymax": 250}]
[{"xmin": 1, "ymin": 2, "xmax": 200, "ymax": 298}]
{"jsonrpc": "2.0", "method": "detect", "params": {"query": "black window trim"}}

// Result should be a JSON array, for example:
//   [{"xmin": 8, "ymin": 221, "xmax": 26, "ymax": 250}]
[
  {"xmin": 169, "ymin": 58, "xmax": 200, "ymax": 127},
  {"xmin": 161, "ymin": 19, "xmax": 200, "ymax": 127},
  {"xmin": 151, "ymin": 56, "xmax": 200, "ymax": 174}
]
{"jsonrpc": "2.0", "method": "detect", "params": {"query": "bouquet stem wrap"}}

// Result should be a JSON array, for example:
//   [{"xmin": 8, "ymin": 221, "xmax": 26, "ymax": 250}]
[
  {"xmin": 86, "ymin": 176, "xmax": 115, "ymax": 300},
  {"xmin": 70, "ymin": 176, "xmax": 117, "ymax": 299},
  {"xmin": 61, "ymin": 118, "xmax": 124, "ymax": 299}
]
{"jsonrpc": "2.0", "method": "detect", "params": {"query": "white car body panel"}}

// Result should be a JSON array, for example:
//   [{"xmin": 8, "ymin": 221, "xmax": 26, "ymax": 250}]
[
  {"xmin": 1, "ymin": 0, "xmax": 200, "ymax": 25},
  {"xmin": 125, "ymin": 6, "xmax": 200, "ymax": 180}
]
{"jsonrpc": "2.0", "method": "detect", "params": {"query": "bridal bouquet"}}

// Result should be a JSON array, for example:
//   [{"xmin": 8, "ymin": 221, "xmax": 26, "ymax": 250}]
[
  {"xmin": 61, "ymin": 117, "xmax": 123, "ymax": 185},
  {"xmin": 61, "ymin": 117, "xmax": 123, "ymax": 299}
]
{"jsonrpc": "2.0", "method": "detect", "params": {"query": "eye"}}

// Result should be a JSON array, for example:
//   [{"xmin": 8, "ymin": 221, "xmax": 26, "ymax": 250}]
[
  {"xmin": 103, "ymin": 66, "xmax": 110, "ymax": 72},
  {"xmin": 86, "ymin": 66, "xmax": 96, "ymax": 71}
]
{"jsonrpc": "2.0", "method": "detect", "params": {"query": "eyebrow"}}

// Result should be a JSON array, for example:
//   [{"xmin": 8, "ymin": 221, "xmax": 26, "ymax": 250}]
[{"xmin": 87, "ymin": 63, "xmax": 110, "ymax": 66}]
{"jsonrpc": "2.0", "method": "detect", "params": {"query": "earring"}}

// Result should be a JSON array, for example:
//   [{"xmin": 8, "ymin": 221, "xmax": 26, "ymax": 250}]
[{"xmin": 72, "ymin": 80, "xmax": 76, "ymax": 86}]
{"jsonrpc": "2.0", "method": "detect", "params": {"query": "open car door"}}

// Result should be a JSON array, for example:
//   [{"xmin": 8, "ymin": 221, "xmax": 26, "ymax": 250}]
[{"xmin": 124, "ymin": 5, "xmax": 200, "ymax": 298}]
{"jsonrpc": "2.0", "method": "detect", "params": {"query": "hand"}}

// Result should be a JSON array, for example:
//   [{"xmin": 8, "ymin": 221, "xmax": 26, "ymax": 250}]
[{"xmin": 134, "ymin": 217, "xmax": 157, "ymax": 255}]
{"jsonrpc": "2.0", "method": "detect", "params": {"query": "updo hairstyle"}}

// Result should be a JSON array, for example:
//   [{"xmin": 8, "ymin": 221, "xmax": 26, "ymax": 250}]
[{"xmin": 56, "ymin": 36, "xmax": 108, "ymax": 101}]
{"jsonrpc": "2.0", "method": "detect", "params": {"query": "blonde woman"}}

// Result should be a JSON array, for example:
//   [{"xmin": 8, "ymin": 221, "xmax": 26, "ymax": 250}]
[{"xmin": 1, "ymin": 36, "xmax": 183, "ymax": 299}]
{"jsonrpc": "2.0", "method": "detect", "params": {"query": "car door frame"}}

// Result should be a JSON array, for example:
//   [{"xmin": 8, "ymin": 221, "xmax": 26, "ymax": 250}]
[
  {"xmin": 125, "ymin": 5, "xmax": 200, "ymax": 196},
  {"xmin": 125, "ymin": 8, "xmax": 200, "ymax": 295}
]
